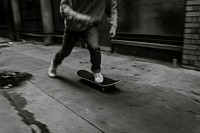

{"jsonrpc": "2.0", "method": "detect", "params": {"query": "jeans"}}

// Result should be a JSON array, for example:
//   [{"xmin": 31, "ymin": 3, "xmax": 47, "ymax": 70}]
[{"xmin": 53, "ymin": 25, "xmax": 101, "ymax": 73}]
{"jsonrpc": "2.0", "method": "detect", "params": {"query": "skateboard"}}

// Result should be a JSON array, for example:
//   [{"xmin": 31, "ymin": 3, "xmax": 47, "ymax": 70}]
[{"xmin": 77, "ymin": 70, "xmax": 120, "ymax": 92}]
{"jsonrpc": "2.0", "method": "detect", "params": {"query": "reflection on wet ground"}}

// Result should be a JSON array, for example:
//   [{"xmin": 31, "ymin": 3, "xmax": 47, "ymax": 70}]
[{"xmin": 0, "ymin": 71, "xmax": 32, "ymax": 89}]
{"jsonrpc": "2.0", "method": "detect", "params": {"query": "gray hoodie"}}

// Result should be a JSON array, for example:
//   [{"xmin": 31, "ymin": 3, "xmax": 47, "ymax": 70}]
[{"xmin": 60, "ymin": 0, "xmax": 118, "ymax": 31}]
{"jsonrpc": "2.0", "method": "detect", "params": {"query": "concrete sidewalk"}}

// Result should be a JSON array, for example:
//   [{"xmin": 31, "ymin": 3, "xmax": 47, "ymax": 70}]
[{"xmin": 0, "ymin": 38, "xmax": 200, "ymax": 133}]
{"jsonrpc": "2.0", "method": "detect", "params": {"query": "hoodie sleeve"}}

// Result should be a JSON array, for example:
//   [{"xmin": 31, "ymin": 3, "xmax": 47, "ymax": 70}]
[
  {"xmin": 60, "ymin": 0, "xmax": 92, "ymax": 23},
  {"xmin": 106, "ymin": 0, "xmax": 118, "ymax": 30}
]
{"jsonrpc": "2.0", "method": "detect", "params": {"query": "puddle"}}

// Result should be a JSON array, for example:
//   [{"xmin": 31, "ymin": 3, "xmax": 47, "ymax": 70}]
[
  {"xmin": 0, "ymin": 71, "xmax": 32, "ymax": 89},
  {"xmin": 2, "ymin": 92, "xmax": 50, "ymax": 133}
]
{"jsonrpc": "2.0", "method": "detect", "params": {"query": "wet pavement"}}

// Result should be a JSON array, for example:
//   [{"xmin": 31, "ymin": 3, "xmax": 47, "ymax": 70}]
[
  {"xmin": 0, "ymin": 71, "xmax": 32, "ymax": 89},
  {"xmin": 0, "ymin": 37, "xmax": 200, "ymax": 133}
]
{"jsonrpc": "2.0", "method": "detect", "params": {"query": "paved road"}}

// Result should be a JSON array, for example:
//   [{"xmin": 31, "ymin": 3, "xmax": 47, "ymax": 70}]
[{"xmin": 0, "ymin": 38, "xmax": 200, "ymax": 133}]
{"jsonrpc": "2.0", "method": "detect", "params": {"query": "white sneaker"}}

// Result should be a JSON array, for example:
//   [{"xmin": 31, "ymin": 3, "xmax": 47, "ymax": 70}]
[
  {"xmin": 48, "ymin": 61, "xmax": 57, "ymax": 78},
  {"xmin": 93, "ymin": 73, "xmax": 104, "ymax": 83}
]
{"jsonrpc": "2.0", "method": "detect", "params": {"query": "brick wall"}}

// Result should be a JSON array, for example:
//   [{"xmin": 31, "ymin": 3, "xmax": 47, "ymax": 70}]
[{"xmin": 182, "ymin": 0, "xmax": 200, "ymax": 70}]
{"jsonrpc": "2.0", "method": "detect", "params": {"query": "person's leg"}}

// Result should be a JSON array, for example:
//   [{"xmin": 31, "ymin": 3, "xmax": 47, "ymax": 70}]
[
  {"xmin": 85, "ymin": 25, "xmax": 101, "ymax": 73},
  {"xmin": 84, "ymin": 25, "xmax": 103, "ymax": 82},
  {"xmin": 48, "ymin": 29, "xmax": 79, "ymax": 77},
  {"xmin": 54, "ymin": 30, "xmax": 79, "ymax": 65}
]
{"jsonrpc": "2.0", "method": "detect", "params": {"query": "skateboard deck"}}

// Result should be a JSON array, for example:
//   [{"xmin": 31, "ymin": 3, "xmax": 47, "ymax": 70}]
[{"xmin": 77, "ymin": 70, "xmax": 120, "ymax": 91}]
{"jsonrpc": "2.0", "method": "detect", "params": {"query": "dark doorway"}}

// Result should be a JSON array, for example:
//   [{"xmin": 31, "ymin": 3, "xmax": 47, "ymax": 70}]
[
  {"xmin": 18, "ymin": 0, "xmax": 42, "ymax": 33},
  {"xmin": 117, "ymin": 0, "xmax": 185, "ymax": 45}
]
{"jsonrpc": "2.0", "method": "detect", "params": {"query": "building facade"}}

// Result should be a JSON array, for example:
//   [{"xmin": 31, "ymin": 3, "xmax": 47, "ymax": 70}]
[
  {"xmin": 0, "ymin": 0, "xmax": 200, "ymax": 71},
  {"xmin": 182, "ymin": 0, "xmax": 200, "ymax": 70}
]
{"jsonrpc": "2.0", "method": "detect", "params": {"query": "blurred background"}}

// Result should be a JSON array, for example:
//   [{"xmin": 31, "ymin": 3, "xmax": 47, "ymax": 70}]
[
  {"xmin": 0, "ymin": 0, "xmax": 184, "ymax": 44},
  {"xmin": 1, "ymin": 0, "xmax": 199, "ymax": 70}
]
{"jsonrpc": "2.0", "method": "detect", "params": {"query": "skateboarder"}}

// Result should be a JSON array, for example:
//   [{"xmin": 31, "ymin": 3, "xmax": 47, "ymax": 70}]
[{"xmin": 48, "ymin": 0, "xmax": 118, "ymax": 83}]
